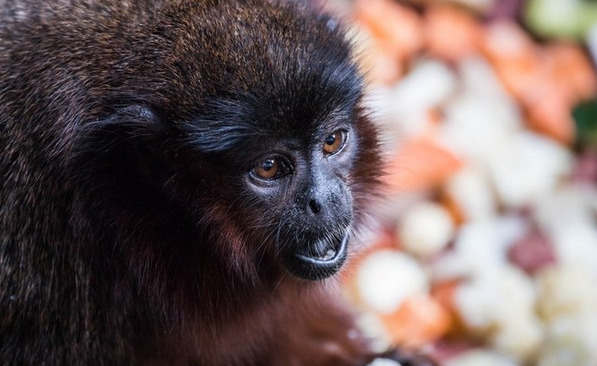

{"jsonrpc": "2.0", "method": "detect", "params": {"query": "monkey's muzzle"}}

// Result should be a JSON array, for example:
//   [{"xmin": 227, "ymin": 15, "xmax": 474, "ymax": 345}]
[{"xmin": 283, "ymin": 230, "xmax": 349, "ymax": 281}]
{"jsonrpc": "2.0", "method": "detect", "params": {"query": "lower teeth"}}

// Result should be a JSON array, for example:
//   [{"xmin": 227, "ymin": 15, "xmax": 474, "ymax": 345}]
[{"xmin": 320, "ymin": 249, "xmax": 336, "ymax": 261}]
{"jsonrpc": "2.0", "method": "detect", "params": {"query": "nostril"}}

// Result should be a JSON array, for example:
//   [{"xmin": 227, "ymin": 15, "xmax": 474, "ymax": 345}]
[{"xmin": 309, "ymin": 199, "xmax": 321, "ymax": 215}]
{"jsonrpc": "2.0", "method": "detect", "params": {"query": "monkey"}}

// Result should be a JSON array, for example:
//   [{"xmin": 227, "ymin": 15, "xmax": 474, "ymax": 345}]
[{"xmin": 0, "ymin": 1, "xmax": 435, "ymax": 365}]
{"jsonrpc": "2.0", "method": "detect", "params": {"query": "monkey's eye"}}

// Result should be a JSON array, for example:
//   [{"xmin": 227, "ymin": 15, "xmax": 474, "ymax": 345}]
[
  {"xmin": 323, "ymin": 129, "xmax": 348, "ymax": 155},
  {"xmin": 251, "ymin": 157, "xmax": 290, "ymax": 180}
]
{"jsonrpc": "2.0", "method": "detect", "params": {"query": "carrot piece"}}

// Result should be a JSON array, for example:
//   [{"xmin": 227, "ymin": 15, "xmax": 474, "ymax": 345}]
[
  {"xmin": 481, "ymin": 22, "xmax": 585, "ymax": 144},
  {"xmin": 431, "ymin": 281, "xmax": 459, "ymax": 315},
  {"xmin": 354, "ymin": 0, "xmax": 423, "ymax": 61},
  {"xmin": 544, "ymin": 43, "xmax": 597, "ymax": 105},
  {"xmin": 381, "ymin": 295, "xmax": 452, "ymax": 347},
  {"xmin": 525, "ymin": 85, "xmax": 576, "ymax": 144},
  {"xmin": 482, "ymin": 21, "xmax": 537, "ymax": 66},
  {"xmin": 354, "ymin": 27, "xmax": 404, "ymax": 85},
  {"xmin": 424, "ymin": 5, "xmax": 482, "ymax": 62},
  {"xmin": 481, "ymin": 21, "xmax": 540, "ymax": 101},
  {"xmin": 383, "ymin": 138, "xmax": 462, "ymax": 193},
  {"xmin": 439, "ymin": 192, "xmax": 466, "ymax": 226}
]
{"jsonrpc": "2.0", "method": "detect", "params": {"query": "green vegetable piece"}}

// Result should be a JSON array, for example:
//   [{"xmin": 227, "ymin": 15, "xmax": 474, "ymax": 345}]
[
  {"xmin": 574, "ymin": 99, "xmax": 597, "ymax": 148},
  {"xmin": 526, "ymin": 0, "xmax": 597, "ymax": 40}
]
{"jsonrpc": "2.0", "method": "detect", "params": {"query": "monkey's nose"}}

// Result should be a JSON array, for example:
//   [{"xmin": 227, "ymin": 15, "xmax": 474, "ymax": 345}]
[{"xmin": 308, "ymin": 198, "xmax": 322, "ymax": 215}]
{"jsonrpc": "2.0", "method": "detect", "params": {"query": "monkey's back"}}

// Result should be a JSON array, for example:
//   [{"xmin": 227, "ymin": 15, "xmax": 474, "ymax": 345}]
[
  {"xmin": 0, "ymin": 2, "xmax": 217, "ymax": 364},
  {"xmin": 0, "ymin": 1, "xmax": 368, "ymax": 365}
]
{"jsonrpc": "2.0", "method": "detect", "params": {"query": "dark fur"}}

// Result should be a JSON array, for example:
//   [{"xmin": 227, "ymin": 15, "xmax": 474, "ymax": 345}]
[{"xmin": 0, "ymin": 1, "xmax": 412, "ymax": 365}]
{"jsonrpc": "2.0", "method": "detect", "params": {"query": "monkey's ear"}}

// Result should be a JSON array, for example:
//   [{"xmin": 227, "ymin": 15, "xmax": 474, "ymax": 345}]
[
  {"xmin": 70, "ymin": 105, "xmax": 170, "ymax": 183},
  {"xmin": 74, "ymin": 105, "xmax": 165, "ymax": 153},
  {"xmin": 83, "ymin": 105, "xmax": 164, "ymax": 140}
]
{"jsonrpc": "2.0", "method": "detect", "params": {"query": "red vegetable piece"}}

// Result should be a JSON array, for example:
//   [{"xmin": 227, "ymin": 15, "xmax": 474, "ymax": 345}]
[{"xmin": 508, "ymin": 231, "xmax": 557, "ymax": 274}]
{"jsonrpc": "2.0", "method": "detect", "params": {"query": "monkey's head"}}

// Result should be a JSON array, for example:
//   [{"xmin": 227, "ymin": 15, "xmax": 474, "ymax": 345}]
[{"xmin": 74, "ymin": 1, "xmax": 380, "ymax": 285}]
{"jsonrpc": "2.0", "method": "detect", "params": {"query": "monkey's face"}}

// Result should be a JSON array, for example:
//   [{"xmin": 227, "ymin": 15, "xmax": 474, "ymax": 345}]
[
  {"xmin": 179, "ymin": 90, "xmax": 366, "ymax": 282},
  {"xmin": 242, "ymin": 124, "xmax": 355, "ymax": 281}
]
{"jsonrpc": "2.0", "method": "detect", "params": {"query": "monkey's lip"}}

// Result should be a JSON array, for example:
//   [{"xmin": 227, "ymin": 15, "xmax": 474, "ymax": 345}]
[
  {"xmin": 283, "ymin": 230, "xmax": 349, "ymax": 281},
  {"xmin": 295, "ymin": 233, "xmax": 347, "ymax": 264}
]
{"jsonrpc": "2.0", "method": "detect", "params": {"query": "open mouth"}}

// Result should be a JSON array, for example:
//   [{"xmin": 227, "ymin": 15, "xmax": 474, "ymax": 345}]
[
  {"xmin": 295, "ymin": 232, "xmax": 348, "ymax": 263},
  {"xmin": 283, "ymin": 229, "xmax": 350, "ymax": 281}
]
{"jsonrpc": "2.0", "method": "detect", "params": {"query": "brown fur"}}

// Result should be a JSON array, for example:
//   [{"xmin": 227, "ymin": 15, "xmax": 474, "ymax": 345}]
[{"xmin": 0, "ymin": 1, "xmax": 432, "ymax": 365}]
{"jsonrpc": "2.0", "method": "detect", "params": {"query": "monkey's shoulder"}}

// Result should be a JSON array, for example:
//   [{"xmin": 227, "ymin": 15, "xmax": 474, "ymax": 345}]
[{"xmin": 0, "ymin": 0, "xmax": 172, "ymax": 30}]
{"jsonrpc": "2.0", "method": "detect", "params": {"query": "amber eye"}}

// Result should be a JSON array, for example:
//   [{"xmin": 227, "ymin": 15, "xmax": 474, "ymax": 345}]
[
  {"xmin": 253, "ymin": 158, "xmax": 279, "ymax": 180},
  {"xmin": 323, "ymin": 129, "xmax": 347, "ymax": 155}
]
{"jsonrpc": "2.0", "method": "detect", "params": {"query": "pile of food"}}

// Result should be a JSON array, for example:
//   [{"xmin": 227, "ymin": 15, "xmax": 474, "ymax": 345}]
[{"xmin": 327, "ymin": 0, "xmax": 597, "ymax": 365}]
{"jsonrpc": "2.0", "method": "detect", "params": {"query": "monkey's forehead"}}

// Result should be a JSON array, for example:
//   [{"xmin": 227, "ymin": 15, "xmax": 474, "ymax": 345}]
[
  {"xmin": 154, "ymin": 0, "xmax": 363, "ymax": 114},
  {"xmin": 2, "ymin": 0, "xmax": 363, "ymax": 137}
]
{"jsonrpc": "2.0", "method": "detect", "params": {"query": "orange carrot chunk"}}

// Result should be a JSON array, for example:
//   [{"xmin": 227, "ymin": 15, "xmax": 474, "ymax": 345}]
[
  {"xmin": 382, "ymin": 295, "xmax": 452, "ymax": 347},
  {"xmin": 384, "ymin": 138, "xmax": 462, "ymax": 193},
  {"xmin": 354, "ymin": 0, "xmax": 423, "ymax": 61},
  {"xmin": 424, "ymin": 5, "xmax": 482, "ymax": 62}
]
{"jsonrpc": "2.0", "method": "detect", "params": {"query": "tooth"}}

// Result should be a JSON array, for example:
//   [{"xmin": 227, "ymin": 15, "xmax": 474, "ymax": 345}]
[{"xmin": 323, "ymin": 249, "xmax": 336, "ymax": 260}]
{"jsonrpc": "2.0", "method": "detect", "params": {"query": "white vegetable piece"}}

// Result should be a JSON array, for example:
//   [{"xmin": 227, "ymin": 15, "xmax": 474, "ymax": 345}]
[
  {"xmin": 363, "ymin": 60, "xmax": 456, "ymax": 145},
  {"xmin": 450, "ymin": 0, "xmax": 495, "ymax": 12},
  {"xmin": 459, "ymin": 57, "xmax": 514, "ymax": 101},
  {"xmin": 538, "ymin": 313, "xmax": 597, "ymax": 366},
  {"xmin": 550, "ymin": 223, "xmax": 597, "ymax": 275},
  {"xmin": 537, "ymin": 265, "xmax": 597, "ymax": 322},
  {"xmin": 453, "ymin": 265, "xmax": 542, "ymax": 361},
  {"xmin": 354, "ymin": 313, "xmax": 393, "ymax": 354},
  {"xmin": 445, "ymin": 166, "xmax": 496, "ymax": 221},
  {"xmin": 387, "ymin": 59, "xmax": 457, "ymax": 119},
  {"xmin": 398, "ymin": 202, "xmax": 454, "ymax": 258},
  {"xmin": 537, "ymin": 267, "xmax": 597, "ymax": 365},
  {"xmin": 367, "ymin": 358, "xmax": 402, "ymax": 366},
  {"xmin": 437, "ymin": 57, "xmax": 522, "ymax": 165},
  {"xmin": 454, "ymin": 265, "xmax": 536, "ymax": 331},
  {"xmin": 491, "ymin": 315, "xmax": 543, "ymax": 361},
  {"xmin": 445, "ymin": 350, "xmax": 518, "ymax": 366},
  {"xmin": 433, "ymin": 216, "xmax": 527, "ymax": 279},
  {"xmin": 534, "ymin": 186, "xmax": 597, "ymax": 275},
  {"xmin": 534, "ymin": 185, "xmax": 597, "ymax": 231},
  {"xmin": 437, "ymin": 57, "xmax": 522, "ymax": 166},
  {"xmin": 487, "ymin": 132, "xmax": 573, "ymax": 207},
  {"xmin": 438, "ymin": 93, "xmax": 522, "ymax": 165},
  {"xmin": 356, "ymin": 250, "xmax": 429, "ymax": 314},
  {"xmin": 378, "ymin": 59, "xmax": 457, "ymax": 140}
]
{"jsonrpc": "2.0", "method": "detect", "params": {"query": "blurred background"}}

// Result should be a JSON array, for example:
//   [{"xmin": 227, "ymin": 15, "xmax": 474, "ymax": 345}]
[{"xmin": 314, "ymin": 0, "xmax": 597, "ymax": 365}]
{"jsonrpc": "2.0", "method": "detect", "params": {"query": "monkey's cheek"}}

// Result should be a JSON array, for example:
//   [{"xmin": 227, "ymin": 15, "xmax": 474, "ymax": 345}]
[{"xmin": 282, "ymin": 231, "xmax": 349, "ymax": 281}]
